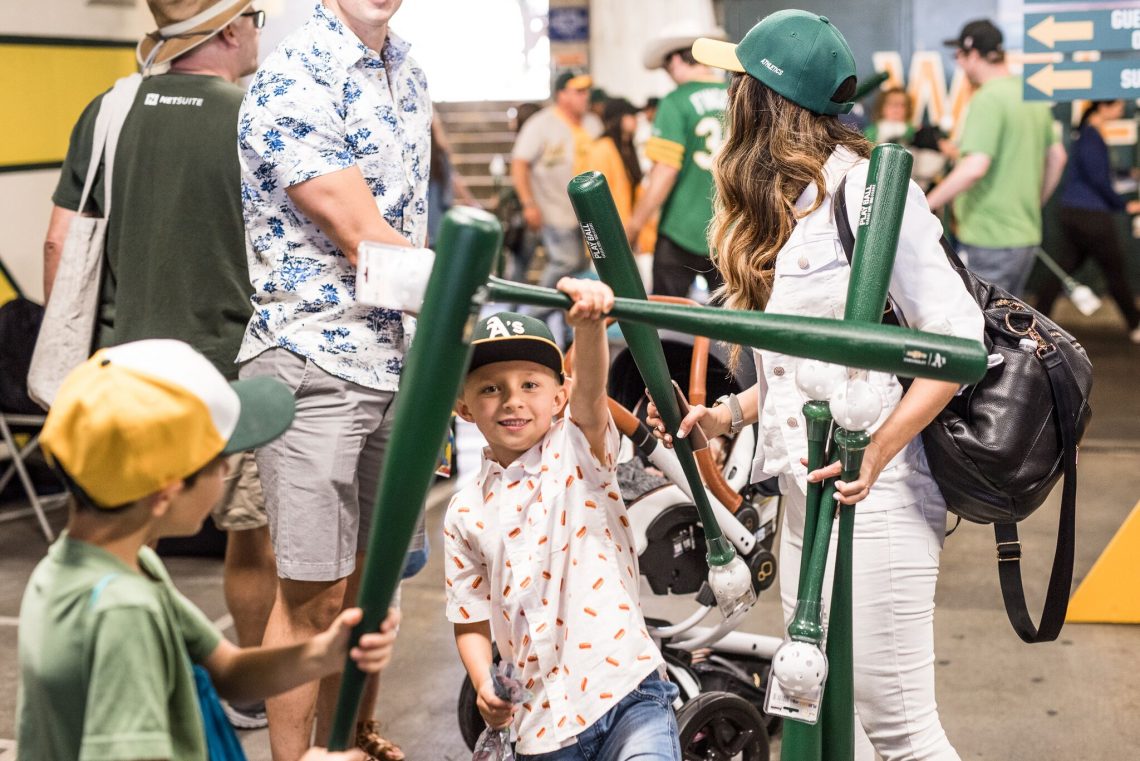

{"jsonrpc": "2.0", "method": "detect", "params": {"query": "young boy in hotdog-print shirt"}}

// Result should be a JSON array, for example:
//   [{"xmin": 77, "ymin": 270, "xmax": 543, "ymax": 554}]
[{"xmin": 443, "ymin": 277, "xmax": 680, "ymax": 760}]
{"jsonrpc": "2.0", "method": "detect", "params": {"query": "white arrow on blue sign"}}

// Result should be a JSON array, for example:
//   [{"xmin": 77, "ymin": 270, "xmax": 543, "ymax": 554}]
[
  {"xmin": 1026, "ymin": 10, "xmax": 1140, "ymax": 53},
  {"xmin": 1024, "ymin": 59, "xmax": 1140, "ymax": 100}
]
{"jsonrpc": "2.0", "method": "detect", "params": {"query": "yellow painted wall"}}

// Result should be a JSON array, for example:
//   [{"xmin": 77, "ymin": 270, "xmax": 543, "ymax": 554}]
[{"xmin": 0, "ymin": 40, "xmax": 137, "ymax": 169}]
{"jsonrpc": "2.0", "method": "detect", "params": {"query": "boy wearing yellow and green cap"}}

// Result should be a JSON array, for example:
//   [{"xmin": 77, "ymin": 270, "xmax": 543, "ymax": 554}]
[
  {"xmin": 16, "ymin": 339, "xmax": 397, "ymax": 761},
  {"xmin": 444, "ymin": 279, "xmax": 681, "ymax": 760}
]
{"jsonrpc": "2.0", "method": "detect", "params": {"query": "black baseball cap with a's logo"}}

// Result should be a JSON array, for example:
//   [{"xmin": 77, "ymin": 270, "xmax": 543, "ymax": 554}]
[
  {"xmin": 468, "ymin": 312, "xmax": 565, "ymax": 380},
  {"xmin": 944, "ymin": 19, "xmax": 1003, "ymax": 57}
]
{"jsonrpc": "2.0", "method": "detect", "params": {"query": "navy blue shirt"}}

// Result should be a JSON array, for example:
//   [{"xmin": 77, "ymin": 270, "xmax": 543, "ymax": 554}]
[{"xmin": 1061, "ymin": 124, "xmax": 1126, "ymax": 212}]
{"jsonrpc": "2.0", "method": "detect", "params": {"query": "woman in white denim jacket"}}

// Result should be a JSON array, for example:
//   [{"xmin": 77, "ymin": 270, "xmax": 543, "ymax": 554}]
[{"xmin": 649, "ymin": 11, "xmax": 985, "ymax": 761}]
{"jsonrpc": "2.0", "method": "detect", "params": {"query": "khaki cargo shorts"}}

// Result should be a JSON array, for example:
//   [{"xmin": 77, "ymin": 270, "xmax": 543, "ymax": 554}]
[{"xmin": 211, "ymin": 451, "xmax": 267, "ymax": 531}]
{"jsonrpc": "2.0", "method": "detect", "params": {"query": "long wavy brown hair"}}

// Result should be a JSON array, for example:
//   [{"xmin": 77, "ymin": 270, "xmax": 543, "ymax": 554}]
[{"xmin": 710, "ymin": 74, "xmax": 871, "ymax": 330}]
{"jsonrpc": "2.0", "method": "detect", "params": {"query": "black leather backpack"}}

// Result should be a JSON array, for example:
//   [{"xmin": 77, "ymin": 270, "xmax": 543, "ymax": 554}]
[{"xmin": 835, "ymin": 178, "xmax": 1093, "ymax": 643}]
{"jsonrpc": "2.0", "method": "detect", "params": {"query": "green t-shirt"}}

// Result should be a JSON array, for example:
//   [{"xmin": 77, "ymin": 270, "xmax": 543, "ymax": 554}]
[
  {"xmin": 52, "ymin": 73, "xmax": 252, "ymax": 378},
  {"xmin": 646, "ymin": 79, "xmax": 728, "ymax": 256},
  {"xmin": 17, "ymin": 533, "xmax": 222, "ymax": 761},
  {"xmin": 953, "ymin": 76, "xmax": 1058, "ymax": 248}
]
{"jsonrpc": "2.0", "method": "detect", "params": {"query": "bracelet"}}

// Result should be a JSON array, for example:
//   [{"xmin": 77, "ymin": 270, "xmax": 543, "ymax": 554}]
[{"xmin": 713, "ymin": 393, "xmax": 744, "ymax": 436}]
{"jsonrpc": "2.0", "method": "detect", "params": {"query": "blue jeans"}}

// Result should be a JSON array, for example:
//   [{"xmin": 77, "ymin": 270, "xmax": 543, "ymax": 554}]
[
  {"xmin": 957, "ymin": 243, "xmax": 1037, "ymax": 298},
  {"xmin": 538, "ymin": 225, "xmax": 587, "ymax": 289},
  {"xmin": 517, "ymin": 675, "xmax": 680, "ymax": 761}
]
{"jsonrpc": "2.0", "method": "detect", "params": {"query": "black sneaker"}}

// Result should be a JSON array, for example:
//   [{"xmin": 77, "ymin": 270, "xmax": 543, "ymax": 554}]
[{"xmin": 222, "ymin": 700, "xmax": 268, "ymax": 730}]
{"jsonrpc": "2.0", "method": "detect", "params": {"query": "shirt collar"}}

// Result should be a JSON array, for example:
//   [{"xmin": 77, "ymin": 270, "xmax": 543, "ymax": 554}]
[
  {"xmin": 310, "ymin": 2, "xmax": 411, "ymax": 72},
  {"xmin": 794, "ymin": 145, "xmax": 862, "ymax": 213},
  {"xmin": 474, "ymin": 421, "xmax": 559, "ymax": 489}
]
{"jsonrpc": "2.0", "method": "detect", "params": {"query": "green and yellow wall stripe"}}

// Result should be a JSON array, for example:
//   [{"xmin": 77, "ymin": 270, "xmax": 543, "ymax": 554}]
[{"xmin": 0, "ymin": 35, "xmax": 137, "ymax": 173}]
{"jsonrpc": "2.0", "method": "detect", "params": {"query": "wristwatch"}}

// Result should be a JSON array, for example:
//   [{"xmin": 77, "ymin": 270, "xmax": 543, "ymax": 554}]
[{"xmin": 714, "ymin": 393, "xmax": 744, "ymax": 436}]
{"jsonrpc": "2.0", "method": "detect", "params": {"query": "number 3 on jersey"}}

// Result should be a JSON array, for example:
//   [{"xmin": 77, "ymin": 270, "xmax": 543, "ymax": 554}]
[{"xmin": 693, "ymin": 116, "xmax": 724, "ymax": 171}]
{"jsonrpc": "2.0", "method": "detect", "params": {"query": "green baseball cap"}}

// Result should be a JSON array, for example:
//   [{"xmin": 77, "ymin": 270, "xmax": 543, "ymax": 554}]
[
  {"xmin": 469, "ymin": 312, "xmax": 565, "ymax": 380},
  {"xmin": 692, "ymin": 10, "xmax": 856, "ymax": 116}
]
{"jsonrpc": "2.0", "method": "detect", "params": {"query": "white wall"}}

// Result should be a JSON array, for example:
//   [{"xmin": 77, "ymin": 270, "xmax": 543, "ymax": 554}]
[
  {"xmin": 0, "ymin": 0, "xmax": 153, "ymax": 301},
  {"xmin": 589, "ymin": 0, "xmax": 718, "ymax": 105}
]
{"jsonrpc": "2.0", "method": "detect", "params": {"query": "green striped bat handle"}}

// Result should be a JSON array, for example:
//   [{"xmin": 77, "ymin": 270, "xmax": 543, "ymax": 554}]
[{"xmin": 327, "ymin": 208, "xmax": 503, "ymax": 749}]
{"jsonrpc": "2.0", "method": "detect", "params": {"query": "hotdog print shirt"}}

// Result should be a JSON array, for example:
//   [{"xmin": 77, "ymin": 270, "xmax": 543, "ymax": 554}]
[{"xmin": 444, "ymin": 413, "xmax": 665, "ymax": 755}]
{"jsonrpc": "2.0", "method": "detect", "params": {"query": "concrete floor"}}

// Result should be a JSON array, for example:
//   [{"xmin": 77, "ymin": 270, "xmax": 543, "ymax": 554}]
[{"xmin": 1, "ymin": 299, "xmax": 1138, "ymax": 760}]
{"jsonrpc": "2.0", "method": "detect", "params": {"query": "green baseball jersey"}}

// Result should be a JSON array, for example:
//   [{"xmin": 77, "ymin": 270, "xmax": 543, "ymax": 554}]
[{"xmin": 646, "ymin": 79, "xmax": 728, "ymax": 256}]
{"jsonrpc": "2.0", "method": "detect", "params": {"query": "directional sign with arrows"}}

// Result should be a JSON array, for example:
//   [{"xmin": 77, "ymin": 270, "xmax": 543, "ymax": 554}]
[
  {"xmin": 1026, "ymin": 10, "xmax": 1140, "ymax": 54},
  {"xmin": 1025, "ymin": 59, "xmax": 1140, "ymax": 100}
]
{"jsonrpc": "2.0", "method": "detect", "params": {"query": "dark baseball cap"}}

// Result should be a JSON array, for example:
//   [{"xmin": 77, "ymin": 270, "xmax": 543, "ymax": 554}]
[
  {"xmin": 468, "ymin": 312, "xmax": 565, "ymax": 381},
  {"xmin": 555, "ymin": 69, "xmax": 592, "ymax": 92},
  {"xmin": 944, "ymin": 19, "xmax": 1003, "ymax": 56},
  {"xmin": 692, "ymin": 10, "xmax": 856, "ymax": 116}
]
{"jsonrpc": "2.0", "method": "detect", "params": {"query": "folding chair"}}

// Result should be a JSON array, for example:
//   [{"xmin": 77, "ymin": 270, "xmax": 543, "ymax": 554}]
[
  {"xmin": 0, "ymin": 258, "xmax": 64, "ymax": 541},
  {"xmin": 0, "ymin": 412, "xmax": 62, "ymax": 541}
]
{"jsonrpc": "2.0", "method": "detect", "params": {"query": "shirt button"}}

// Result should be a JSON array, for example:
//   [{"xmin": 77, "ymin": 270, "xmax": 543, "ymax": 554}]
[
  {"xmin": 798, "ymin": 257, "xmax": 810, "ymax": 270},
  {"xmin": 773, "ymin": 366, "xmax": 785, "ymax": 377},
  {"xmin": 786, "ymin": 417, "xmax": 799, "ymax": 429}
]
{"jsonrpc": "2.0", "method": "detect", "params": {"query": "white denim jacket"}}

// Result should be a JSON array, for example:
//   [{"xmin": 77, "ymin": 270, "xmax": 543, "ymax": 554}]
[{"xmin": 751, "ymin": 147, "xmax": 984, "ymax": 512}]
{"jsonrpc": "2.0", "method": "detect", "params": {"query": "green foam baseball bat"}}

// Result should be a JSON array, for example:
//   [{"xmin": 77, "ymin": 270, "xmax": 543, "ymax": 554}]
[
  {"xmin": 564, "ymin": 172, "xmax": 736, "ymax": 569},
  {"xmin": 327, "ymin": 208, "xmax": 503, "ymax": 750},
  {"xmin": 487, "ymin": 277, "xmax": 986, "ymax": 385}
]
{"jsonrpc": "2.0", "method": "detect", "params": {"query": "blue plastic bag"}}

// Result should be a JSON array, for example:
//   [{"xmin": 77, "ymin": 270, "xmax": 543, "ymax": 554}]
[{"xmin": 193, "ymin": 665, "xmax": 249, "ymax": 761}]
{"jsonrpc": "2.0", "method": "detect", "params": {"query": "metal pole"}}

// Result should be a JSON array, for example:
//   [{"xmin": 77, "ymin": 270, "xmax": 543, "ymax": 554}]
[{"xmin": 327, "ymin": 208, "xmax": 503, "ymax": 749}]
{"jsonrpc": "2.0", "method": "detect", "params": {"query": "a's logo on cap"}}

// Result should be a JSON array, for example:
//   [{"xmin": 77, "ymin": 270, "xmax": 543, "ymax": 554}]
[
  {"xmin": 761, "ymin": 58, "xmax": 784, "ymax": 76},
  {"xmin": 484, "ymin": 316, "xmax": 526, "ymax": 338}
]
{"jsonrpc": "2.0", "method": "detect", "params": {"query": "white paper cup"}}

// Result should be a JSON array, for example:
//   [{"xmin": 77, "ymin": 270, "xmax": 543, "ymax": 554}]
[{"xmin": 355, "ymin": 241, "xmax": 435, "ymax": 313}]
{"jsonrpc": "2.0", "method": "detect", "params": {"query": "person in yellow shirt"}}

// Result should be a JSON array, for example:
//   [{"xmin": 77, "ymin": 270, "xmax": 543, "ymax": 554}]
[{"xmin": 586, "ymin": 98, "xmax": 643, "ymax": 223}]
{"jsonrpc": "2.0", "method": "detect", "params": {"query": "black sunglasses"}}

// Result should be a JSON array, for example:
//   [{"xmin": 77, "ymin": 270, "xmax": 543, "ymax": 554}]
[{"xmin": 241, "ymin": 9, "xmax": 266, "ymax": 29}]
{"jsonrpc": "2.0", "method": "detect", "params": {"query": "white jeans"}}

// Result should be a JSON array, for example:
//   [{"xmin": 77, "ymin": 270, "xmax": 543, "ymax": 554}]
[{"xmin": 779, "ymin": 487, "xmax": 960, "ymax": 761}]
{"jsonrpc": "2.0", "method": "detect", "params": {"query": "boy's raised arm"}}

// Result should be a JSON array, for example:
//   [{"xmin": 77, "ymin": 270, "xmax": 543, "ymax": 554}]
[{"xmin": 557, "ymin": 277, "xmax": 615, "ymax": 462}]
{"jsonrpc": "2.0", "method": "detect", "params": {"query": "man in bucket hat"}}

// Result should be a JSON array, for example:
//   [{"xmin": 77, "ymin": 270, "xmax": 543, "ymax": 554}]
[{"xmin": 43, "ymin": 0, "xmax": 276, "ymax": 730}]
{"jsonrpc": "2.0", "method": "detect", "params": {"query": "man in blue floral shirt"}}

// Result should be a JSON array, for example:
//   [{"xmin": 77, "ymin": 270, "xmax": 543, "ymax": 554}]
[{"xmin": 236, "ymin": 1, "xmax": 429, "ymax": 757}]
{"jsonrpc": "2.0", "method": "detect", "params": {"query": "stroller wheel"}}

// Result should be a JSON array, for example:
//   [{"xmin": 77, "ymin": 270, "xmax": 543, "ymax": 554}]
[
  {"xmin": 457, "ymin": 673, "xmax": 486, "ymax": 751},
  {"xmin": 677, "ymin": 691, "xmax": 770, "ymax": 761}
]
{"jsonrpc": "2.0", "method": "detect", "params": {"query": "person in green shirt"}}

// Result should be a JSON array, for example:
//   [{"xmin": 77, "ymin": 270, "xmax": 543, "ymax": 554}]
[
  {"xmin": 626, "ymin": 20, "xmax": 729, "ymax": 299},
  {"xmin": 44, "ymin": 2, "xmax": 279, "ymax": 730},
  {"xmin": 16, "ymin": 339, "xmax": 398, "ymax": 761},
  {"xmin": 926, "ymin": 19, "xmax": 1068, "ymax": 297}
]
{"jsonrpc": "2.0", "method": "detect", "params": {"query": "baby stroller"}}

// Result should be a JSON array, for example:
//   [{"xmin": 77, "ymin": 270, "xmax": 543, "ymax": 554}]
[{"xmin": 457, "ymin": 310, "xmax": 785, "ymax": 760}]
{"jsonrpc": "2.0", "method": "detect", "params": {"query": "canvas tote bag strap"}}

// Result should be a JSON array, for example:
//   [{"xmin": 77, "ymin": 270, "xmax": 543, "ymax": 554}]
[{"xmin": 77, "ymin": 73, "xmax": 143, "ymax": 217}]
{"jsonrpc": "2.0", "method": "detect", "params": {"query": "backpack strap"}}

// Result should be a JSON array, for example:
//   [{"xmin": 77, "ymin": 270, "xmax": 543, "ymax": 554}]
[
  {"xmin": 833, "ymin": 173, "xmax": 903, "ymax": 328},
  {"xmin": 994, "ymin": 347, "xmax": 1078, "ymax": 643}
]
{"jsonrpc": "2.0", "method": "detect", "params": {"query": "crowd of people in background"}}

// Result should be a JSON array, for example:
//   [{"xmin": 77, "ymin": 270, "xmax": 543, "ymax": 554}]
[{"xmin": 16, "ymin": 4, "xmax": 1140, "ymax": 761}]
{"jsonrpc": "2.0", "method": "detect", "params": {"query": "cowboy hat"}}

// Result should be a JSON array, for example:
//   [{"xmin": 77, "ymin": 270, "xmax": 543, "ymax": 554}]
[
  {"xmin": 137, "ymin": 0, "xmax": 254, "ymax": 68},
  {"xmin": 642, "ymin": 19, "xmax": 727, "ymax": 70}
]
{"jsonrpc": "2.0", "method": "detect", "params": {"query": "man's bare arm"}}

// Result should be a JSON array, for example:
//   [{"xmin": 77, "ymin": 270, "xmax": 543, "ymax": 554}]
[
  {"xmin": 625, "ymin": 162, "xmax": 679, "ymax": 242},
  {"xmin": 285, "ymin": 166, "xmax": 410, "ymax": 266},
  {"xmin": 43, "ymin": 205, "xmax": 76, "ymax": 304},
  {"xmin": 925, "ymin": 153, "xmax": 991, "ymax": 211},
  {"xmin": 1041, "ymin": 142, "xmax": 1068, "ymax": 205}
]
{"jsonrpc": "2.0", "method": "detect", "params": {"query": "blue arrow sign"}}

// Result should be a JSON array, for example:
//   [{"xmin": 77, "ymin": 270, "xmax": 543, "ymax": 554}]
[
  {"xmin": 1024, "ymin": 59, "xmax": 1140, "ymax": 101},
  {"xmin": 1026, "ymin": 10, "xmax": 1140, "ymax": 53}
]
